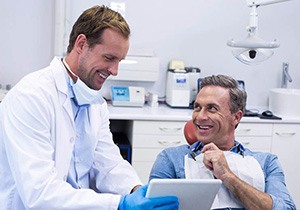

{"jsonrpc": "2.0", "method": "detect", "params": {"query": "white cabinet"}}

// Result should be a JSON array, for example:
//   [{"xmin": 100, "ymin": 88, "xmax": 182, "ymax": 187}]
[
  {"xmin": 272, "ymin": 123, "xmax": 300, "ymax": 209},
  {"xmin": 131, "ymin": 120, "xmax": 186, "ymax": 183},
  {"xmin": 236, "ymin": 123, "xmax": 273, "ymax": 152}
]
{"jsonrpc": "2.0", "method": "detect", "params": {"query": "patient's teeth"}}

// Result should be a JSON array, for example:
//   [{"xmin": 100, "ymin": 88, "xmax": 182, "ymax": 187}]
[{"xmin": 200, "ymin": 126, "xmax": 209, "ymax": 129}]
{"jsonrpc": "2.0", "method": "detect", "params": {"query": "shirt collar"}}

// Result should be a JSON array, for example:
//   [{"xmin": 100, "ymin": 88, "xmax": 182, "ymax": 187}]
[{"xmin": 190, "ymin": 140, "xmax": 245, "ymax": 156}]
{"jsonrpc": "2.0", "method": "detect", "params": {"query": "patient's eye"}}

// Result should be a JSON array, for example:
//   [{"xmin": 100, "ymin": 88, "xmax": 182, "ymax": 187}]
[
  {"xmin": 193, "ymin": 103, "xmax": 201, "ymax": 112},
  {"xmin": 207, "ymin": 104, "xmax": 218, "ymax": 112}
]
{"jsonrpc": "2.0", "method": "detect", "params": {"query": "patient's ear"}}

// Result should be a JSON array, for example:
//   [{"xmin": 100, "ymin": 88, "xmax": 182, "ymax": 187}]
[{"xmin": 233, "ymin": 110, "xmax": 243, "ymax": 128}]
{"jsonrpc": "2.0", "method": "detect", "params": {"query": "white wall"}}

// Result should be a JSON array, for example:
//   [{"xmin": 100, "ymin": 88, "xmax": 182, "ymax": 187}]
[
  {"xmin": 1, "ymin": 0, "xmax": 299, "ymax": 110},
  {"xmin": 0, "ymin": 0, "xmax": 54, "ymax": 86}
]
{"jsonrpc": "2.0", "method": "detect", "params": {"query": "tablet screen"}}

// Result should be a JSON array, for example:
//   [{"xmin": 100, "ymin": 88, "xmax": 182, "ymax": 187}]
[{"xmin": 146, "ymin": 179, "xmax": 222, "ymax": 210}]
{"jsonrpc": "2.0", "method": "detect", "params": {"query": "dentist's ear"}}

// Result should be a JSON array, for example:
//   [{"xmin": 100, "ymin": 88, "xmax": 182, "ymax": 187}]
[{"xmin": 74, "ymin": 34, "xmax": 88, "ymax": 54}]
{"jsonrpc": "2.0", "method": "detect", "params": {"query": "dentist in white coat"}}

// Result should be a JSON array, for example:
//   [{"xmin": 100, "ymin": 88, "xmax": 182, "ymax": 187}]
[{"xmin": 0, "ymin": 5, "xmax": 178, "ymax": 210}]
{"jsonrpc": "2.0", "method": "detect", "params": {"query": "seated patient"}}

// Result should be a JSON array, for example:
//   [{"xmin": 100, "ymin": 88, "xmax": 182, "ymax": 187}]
[{"xmin": 149, "ymin": 74, "xmax": 296, "ymax": 210}]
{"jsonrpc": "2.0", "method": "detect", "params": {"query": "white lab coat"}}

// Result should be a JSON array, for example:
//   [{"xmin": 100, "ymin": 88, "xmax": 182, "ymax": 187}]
[{"xmin": 0, "ymin": 57, "xmax": 141, "ymax": 210}]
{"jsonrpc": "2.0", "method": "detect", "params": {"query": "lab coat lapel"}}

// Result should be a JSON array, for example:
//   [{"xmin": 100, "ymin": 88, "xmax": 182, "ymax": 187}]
[
  {"xmin": 88, "ymin": 105, "xmax": 99, "ymax": 150},
  {"xmin": 50, "ymin": 57, "xmax": 76, "ymax": 180}
]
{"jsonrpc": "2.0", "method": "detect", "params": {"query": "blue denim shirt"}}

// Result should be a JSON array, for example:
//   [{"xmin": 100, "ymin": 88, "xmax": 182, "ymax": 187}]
[{"xmin": 149, "ymin": 141, "xmax": 296, "ymax": 210}]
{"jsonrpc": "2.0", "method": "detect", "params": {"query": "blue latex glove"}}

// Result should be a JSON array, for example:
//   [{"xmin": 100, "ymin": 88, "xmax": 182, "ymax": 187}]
[{"xmin": 118, "ymin": 185, "xmax": 179, "ymax": 210}]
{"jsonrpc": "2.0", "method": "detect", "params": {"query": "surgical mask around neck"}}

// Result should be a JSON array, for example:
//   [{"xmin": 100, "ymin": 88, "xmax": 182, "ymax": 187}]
[{"xmin": 62, "ymin": 58, "xmax": 104, "ymax": 106}]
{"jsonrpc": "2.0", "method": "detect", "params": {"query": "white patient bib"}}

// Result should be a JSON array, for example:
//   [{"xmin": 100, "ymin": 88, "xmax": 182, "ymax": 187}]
[{"xmin": 184, "ymin": 151, "xmax": 265, "ymax": 209}]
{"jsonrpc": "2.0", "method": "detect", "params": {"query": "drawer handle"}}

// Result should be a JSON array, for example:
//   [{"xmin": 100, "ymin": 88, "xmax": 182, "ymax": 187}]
[
  {"xmin": 159, "ymin": 127, "xmax": 182, "ymax": 133},
  {"xmin": 158, "ymin": 140, "xmax": 181, "ymax": 146},
  {"xmin": 236, "ymin": 128, "xmax": 251, "ymax": 134},
  {"xmin": 275, "ymin": 132, "xmax": 296, "ymax": 137}
]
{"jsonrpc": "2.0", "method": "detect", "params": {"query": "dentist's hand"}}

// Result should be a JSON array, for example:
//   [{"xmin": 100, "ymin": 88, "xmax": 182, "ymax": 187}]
[{"xmin": 118, "ymin": 185, "xmax": 179, "ymax": 210}]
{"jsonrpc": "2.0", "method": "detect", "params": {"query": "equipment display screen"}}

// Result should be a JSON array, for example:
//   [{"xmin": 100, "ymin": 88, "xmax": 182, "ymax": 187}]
[{"xmin": 111, "ymin": 86, "xmax": 129, "ymax": 101}]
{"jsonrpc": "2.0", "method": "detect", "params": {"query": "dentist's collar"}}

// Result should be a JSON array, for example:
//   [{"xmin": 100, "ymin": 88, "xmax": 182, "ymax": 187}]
[{"xmin": 62, "ymin": 58, "xmax": 78, "ymax": 82}]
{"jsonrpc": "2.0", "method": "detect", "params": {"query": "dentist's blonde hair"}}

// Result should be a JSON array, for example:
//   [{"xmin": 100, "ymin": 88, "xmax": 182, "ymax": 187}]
[{"xmin": 67, "ymin": 5, "xmax": 130, "ymax": 54}]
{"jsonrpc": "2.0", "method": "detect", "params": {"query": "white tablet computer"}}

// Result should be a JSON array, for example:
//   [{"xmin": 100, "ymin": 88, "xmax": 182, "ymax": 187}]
[{"xmin": 146, "ymin": 179, "xmax": 222, "ymax": 210}]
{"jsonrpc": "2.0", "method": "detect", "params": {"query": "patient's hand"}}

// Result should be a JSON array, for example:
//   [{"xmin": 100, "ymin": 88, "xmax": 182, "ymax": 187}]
[{"xmin": 201, "ymin": 143, "xmax": 234, "ymax": 181}]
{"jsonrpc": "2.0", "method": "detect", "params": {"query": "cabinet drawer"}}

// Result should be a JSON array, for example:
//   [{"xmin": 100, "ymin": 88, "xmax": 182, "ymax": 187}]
[
  {"xmin": 133, "ymin": 120, "xmax": 185, "ymax": 135},
  {"xmin": 132, "ymin": 134, "xmax": 186, "ymax": 148},
  {"xmin": 132, "ymin": 148, "xmax": 164, "ymax": 162},
  {"xmin": 238, "ymin": 136, "xmax": 272, "ymax": 152},
  {"xmin": 236, "ymin": 123, "xmax": 272, "ymax": 136}
]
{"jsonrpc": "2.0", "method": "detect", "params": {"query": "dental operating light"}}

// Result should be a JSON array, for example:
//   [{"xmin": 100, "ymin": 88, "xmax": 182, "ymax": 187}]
[{"xmin": 227, "ymin": 0, "xmax": 292, "ymax": 65}]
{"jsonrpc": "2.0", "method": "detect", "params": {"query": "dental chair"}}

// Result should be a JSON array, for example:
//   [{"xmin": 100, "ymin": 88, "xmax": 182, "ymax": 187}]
[{"xmin": 183, "ymin": 119, "xmax": 198, "ymax": 145}]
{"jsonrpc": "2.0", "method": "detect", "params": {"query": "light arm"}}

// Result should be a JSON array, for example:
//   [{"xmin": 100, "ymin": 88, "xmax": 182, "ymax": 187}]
[{"xmin": 247, "ymin": 0, "xmax": 292, "ymax": 7}]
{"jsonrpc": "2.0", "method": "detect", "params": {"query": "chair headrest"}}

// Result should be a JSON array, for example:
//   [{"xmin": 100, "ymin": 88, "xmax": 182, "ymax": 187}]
[{"xmin": 183, "ymin": 120, "xmax": 198, "ymax": 145}]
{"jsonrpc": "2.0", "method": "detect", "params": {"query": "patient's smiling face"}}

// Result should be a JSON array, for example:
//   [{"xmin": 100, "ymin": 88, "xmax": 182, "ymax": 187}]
[{"xmin": 192, "ymin": 85, "xmax": 240, "ymax": 150}]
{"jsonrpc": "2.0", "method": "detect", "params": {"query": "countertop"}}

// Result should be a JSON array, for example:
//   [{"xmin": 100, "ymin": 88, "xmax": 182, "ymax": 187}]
[{"xmin": 108, "ymin": 102, "xmax": 300, "ymax": 123}]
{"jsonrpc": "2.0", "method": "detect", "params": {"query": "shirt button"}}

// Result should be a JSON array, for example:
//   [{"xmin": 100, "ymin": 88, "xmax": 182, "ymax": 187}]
[
  {"xmin": 63, "ymin": 175, "xmax": 67, "ymax": 181},
  {"xmin": 70, "ymin": 137, "xmax": 75, "ymax": 143}
]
